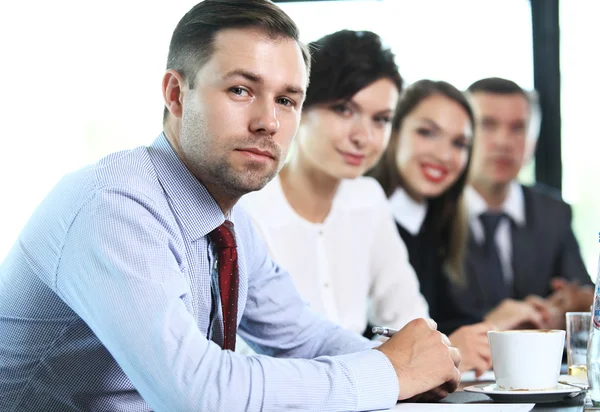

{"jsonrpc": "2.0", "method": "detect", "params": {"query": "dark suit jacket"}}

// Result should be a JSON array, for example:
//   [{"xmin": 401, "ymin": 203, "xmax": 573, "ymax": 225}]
[{"xmin": 455, "ymin": 184, "xmax": 591, "ymax": 317}]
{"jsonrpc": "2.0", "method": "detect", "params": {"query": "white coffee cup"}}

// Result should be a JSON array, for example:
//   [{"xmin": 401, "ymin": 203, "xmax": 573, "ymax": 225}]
[{"xmin": 488, "ymin": 329, "xmax": 566, "ymax": 391}]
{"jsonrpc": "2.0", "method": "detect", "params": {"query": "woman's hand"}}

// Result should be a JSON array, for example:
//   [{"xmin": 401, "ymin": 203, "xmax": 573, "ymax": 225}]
[{"xmin": 449, "ymin": 322, "xmax": 495, "ymax": 377}]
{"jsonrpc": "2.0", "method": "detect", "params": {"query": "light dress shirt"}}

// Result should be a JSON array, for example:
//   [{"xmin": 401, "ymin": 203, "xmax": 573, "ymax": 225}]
[
  {"xmin": 241, "ymin": 176, "xmax": 429, "ymax": 335},
  {"xmin": 465, "ymin": 182, "xmax": 526, "ymax": 286},
  {"xmin": 388, "ymin": 188, "xmax": 428, "ymax": 236},
  {"xmin": 0, "ymin": 133, "xmax": 399, "ymax": 412}
]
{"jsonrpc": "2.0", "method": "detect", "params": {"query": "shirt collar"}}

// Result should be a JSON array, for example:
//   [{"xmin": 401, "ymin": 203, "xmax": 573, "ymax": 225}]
[
  {"xmin": 465, "ymin": 182, "xmax": 526, "ymax": 226},
  {"xmin": 147, "ymin": 133, "xmax": 224, "ymax": 241},
  {"xmin": 388, "ymin": 187, "xmax": 428, "ymax": 235}
]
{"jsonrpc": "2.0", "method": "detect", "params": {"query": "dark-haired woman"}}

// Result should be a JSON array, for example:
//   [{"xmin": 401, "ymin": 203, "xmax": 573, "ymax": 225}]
[
  {"xmin": 241, "ymin": 31, "xmax": 491, "ymax": 375},
  {"xmin": 242, "ymin": 30, "xmax": 427, "ymax": 332}
]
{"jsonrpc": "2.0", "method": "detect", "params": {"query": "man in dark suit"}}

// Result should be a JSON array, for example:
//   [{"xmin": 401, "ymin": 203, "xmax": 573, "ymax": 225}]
[{"xmin": 457, "ymin": 77, "xmax": 592, "ymax": 329}]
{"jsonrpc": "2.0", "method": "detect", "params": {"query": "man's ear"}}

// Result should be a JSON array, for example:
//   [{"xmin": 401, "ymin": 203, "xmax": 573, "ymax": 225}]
[{"xmin": 162, "ymin": 69, "xmax": 185, "ymax": 119}]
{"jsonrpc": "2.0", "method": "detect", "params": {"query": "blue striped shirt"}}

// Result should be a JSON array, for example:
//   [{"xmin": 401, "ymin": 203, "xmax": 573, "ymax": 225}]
[{"xmin": 0, "ymin": 133, "xmax": 399, "ymax": 411}]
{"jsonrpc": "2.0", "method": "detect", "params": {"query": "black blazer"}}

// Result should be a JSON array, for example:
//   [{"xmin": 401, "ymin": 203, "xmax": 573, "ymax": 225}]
[
  {"xmin": 396, "ymin": 221, "xmax": 481, "ymax": 336},
  {"xmin": 455, "ymin": 184, "xmax": 591, "ymax": 317}
]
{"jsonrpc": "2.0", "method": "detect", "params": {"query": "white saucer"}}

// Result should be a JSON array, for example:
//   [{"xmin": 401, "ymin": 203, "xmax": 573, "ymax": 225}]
[
  {"xmin": 463, "ymin": 382, "xmax": 583, "ymax": 403},
  {"xmin": 461, "ymin": 370, "xmax": 495, "ymax": 382}
]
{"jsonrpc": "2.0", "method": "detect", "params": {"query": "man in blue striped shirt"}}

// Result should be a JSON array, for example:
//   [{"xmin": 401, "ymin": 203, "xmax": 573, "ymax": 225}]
[{"xmin": 0, "ymin": 1, "xmax": 460, "ymax": 410}]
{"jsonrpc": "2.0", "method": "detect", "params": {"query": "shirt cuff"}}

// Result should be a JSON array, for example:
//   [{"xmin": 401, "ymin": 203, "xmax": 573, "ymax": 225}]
[{"xmin": 336, "ymin": 349, "xmax": 399, "ymax": 411}]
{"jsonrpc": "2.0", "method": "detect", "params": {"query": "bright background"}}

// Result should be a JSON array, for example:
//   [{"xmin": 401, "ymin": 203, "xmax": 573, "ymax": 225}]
[{"xmin": 0, "ymin": 0, "xmax": 595, "ymax": 277}]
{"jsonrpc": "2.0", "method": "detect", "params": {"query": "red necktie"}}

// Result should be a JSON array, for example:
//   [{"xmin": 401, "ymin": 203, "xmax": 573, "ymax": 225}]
[{"xmin": 208, "ymin": 220, "xmax": 239, "ymax": 351}]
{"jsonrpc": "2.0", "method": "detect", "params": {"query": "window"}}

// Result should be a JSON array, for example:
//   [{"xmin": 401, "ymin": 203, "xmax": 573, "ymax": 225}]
[
  {"xmin": 560, "ymin": 0, "xmax": 600, "ymax": 276},
  {"xmin": 279, "ymin": 0, "xmax": 533, "ymax": 90}
]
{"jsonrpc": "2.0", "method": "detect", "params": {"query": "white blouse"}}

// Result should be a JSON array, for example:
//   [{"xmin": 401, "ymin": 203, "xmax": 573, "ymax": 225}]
[{"xmin": 240, "ymin": 176, "xmax": 429, "ymax": 335}]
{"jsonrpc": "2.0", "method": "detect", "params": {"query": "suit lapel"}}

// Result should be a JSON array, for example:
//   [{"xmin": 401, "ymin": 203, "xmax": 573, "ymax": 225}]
[{"xmin": 464, "ymin": 230, "xmax": 495, "ymax": 311}]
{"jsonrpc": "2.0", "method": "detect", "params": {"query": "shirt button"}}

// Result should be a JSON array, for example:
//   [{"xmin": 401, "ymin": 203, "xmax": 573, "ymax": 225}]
[
  {"xmin": 324, "ymin": 282, "xmax": 330, "ymax": 288},
  {"xmin": 318, "ymin": 230, "xmax": 324, "ymax": 236}
]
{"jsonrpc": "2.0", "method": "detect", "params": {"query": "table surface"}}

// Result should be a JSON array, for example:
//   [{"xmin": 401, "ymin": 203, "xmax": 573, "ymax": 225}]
[{"xmin": 443, "ymin": 390, "xmax": 586, "ymax": 411}]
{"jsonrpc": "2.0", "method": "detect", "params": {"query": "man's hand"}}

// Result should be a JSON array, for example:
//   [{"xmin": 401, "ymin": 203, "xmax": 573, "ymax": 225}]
[
  {"xmin": 449, "ymin": 323, "xmax": 494, "ymax": 377},
  {"xmin": 484, "ymin": 298, "xmax": 546, "ymax": 330},
  {"xmin": 375, "ymin": 318, "xmax": 461, "ymax": 401},
  {"xmin": 525, "ymin": 295, "xmax": 565, "ymax": 330},
  {"xmin": 548, "ymin": 278, "xmax": 594, "ymax": 313}
]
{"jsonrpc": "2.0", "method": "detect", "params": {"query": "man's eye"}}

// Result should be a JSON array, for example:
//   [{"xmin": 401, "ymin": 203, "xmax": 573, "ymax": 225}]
[
  {"xmin": 277, "ymin": 97, "xmax": 294, "ymax": 107},
  {"xmin": 230, "ymin": 87, "xmax": 249, "ymax": 96}
]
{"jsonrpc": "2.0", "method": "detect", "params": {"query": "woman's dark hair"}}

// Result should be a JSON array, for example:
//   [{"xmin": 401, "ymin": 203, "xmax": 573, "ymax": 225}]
[
  {"xmin": 304, "ymin": 30, "xmax": 403, "ymax": 109},
  {"xmin": 368, "ymin": 80, "xmax": 475, "ymax": 283}
]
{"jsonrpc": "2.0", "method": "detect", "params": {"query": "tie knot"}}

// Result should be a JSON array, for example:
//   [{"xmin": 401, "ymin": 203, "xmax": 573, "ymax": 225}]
[
  {"xmin": 479, "ymin": 212, "xmax": 505, "ymax": 239},
  {"xmin": 209, "ymin": 220, "xmax": 236, "ymax": 249}
]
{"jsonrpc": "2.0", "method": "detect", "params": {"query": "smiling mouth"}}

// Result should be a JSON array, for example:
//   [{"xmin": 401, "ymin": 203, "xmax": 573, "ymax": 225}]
[
  {"xmin": 338, "ymin": 150, "xmax": 365, "ymax": 166},
  {"xmin": 420, "ymin": 163, "xmax": 449, "ymax": 183}
]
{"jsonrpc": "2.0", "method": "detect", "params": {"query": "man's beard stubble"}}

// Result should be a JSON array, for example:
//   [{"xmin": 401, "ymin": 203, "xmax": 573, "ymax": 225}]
[{"xmin": 180, "ymin": 109, "xmax": 284, "ymax": 199}]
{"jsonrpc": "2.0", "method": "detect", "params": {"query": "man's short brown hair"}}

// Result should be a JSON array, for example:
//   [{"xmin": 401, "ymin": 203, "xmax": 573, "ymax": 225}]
[{"xmin": 164, "ymin": 0, "xmax": 310, "ymax": 121}]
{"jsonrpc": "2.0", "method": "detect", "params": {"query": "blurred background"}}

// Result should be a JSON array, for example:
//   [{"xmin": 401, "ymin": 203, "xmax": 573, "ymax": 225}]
[{"xmin": 0, "ymin": 0, "xmax": 597, "ymax": 277}]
